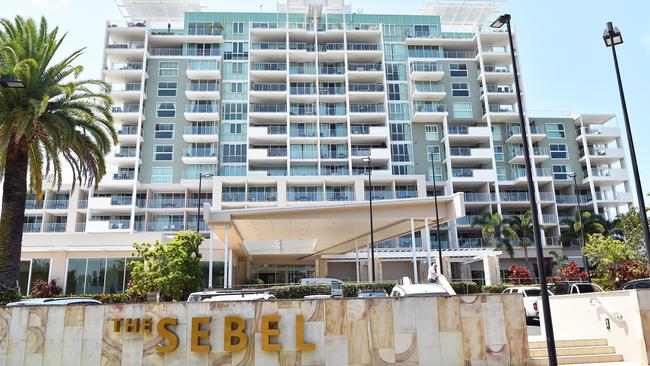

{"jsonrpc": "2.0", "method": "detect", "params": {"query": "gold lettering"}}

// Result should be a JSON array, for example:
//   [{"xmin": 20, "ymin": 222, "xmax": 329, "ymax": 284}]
[
  {"xmin": 296, "ymin": 315, "xmax": 315, "ymax": 351},
  {"xmin": 111, "ymin": 318, "xmax": 122, "ymax": 333},
  {"xmin": 191, "ymin": 316, "xmax": 212, "ymax": 352},
  {"xmin": 142, "ymin": 317, "xmax": 153, "ymax": 334},
  {"xmin": 261, "ymin": 315, "xmax": 281, "ymax": 351},
  {"xmin": 224, "ymin": 316, "xmax": 248, "ymax": 352},
  {"xmin": 156, "ymin": 317, "xmax": 179, "ymax": 353},
  {"xmin": 125, "ymin": 318, "xmax": 140, "ymax": 333}
]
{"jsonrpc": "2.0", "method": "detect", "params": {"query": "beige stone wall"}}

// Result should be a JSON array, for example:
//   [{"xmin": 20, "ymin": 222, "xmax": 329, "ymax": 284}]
[{"xmin": 0, "ymin": 295, "xmax": 530, "ymax": 365}]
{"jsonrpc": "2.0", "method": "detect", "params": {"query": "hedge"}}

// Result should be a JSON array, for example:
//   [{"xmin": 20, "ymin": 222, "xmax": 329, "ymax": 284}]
[
  {"xmin": 450, "ymin": 281, "xmax": 480, "ymax": 294},
  {"xmin": 342, "ymin": 281, "xmax": 396, "ymax": 297},
  {"xmin": 270, "ymin": 284, "xmax": 331, "ymax": 299},
  {"xmin": 56, "ymin": 293, "xmax": 131, "ymax": 304},
  {"xmin": 0, "ymin": 285, "xmax": 20, "ymax": 306},
  {"xmin": 482, "ymin": 285, "xmax": 509, "ymax": 294}
]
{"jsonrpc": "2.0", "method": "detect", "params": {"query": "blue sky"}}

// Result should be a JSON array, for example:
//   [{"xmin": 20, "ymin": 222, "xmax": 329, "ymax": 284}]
[{"xmin": 4, "ymin": 0, "xmax": 650, "ymax": 200}]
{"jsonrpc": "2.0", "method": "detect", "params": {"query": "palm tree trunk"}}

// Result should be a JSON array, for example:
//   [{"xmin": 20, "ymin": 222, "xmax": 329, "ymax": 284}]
[{"xmin": 0, "ymin": 137, "xmax": 28, "ymax": 289}]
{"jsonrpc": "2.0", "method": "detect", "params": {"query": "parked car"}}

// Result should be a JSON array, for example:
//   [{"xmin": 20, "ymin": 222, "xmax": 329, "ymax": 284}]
[
  {"xmin": 502, "ymin": 287, "xmax": 552, "ymax": 322},
  {"xmin": 187, "ymin": 289, "xmax": 271, "ymax": 302},
  {"xmin": 6, "ymin": 297, "xmax": 102, "ymax": 307},
  {"xmin": 390, "ymin": 276, "xmax": 456, "ymax": 297},
  {"xmin": 202, "ymin": 293, "xmax": 276, "ymax": 302},
  {"xmin": 299, "ymin": 278, "xmax": 344, "ymax": 297},
  {"xmin": 357, "ymin": 290, "xmax": 388, "ymax": 298},
  {"xmin": 622, "ymin": 278, "xmax": 650, "ymax": 290},
  {"xmin": 549, "ymin": 281, "xmax": 604, "ymax": 295}
]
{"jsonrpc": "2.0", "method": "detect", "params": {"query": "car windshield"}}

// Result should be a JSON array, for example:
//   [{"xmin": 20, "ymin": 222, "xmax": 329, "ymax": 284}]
[
  {"xmin": 331, "ymin": 282, "xmax": 341, "ymax": 290},
  {"xmin": 524, "ymin": 289, "xmax": 541, "ymax": 296},
  {"xmin": 576, "ymin": 284, "xmax": 596, "ymax": 293}
]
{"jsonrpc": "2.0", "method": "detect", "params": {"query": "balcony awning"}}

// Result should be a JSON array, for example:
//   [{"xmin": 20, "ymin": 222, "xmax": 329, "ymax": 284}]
[{"xmin": 204, "ymin": 194, "xmax": 465, "ymax": 260}]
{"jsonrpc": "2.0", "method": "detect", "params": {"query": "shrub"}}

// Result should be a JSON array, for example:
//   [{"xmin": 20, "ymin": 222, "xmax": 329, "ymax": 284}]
[
  {"xmin": 0, "ymin": 284, "xmax": 20, "ymax": 306},
  {"xmin": 609, "ymin": 261, "xmax": 648, "ymax": 290},
  {"xmin": 30, "ymin": 279, "xmax": 62, "ymax": 298},
  {"xmin": 508, "ymin": 265, "xmax": 532, "ymax": 285},
  {"xmin": 270, "ymin": 284, "xmax": 331, "ymax": 299},
  {"xmin": 55, "ymin": 293, "xmax": 131, "ymax": 304},
  {"xmin": 558, "ymin": 261, "xmax": 588, "ymax": 281},
  {"xmin": 482, "ymin": 285, "xmax": 509, "ymax": 294},
  {"xmin": 450, "ymin": 281, "xmax": 480, "ymax": 294},
  {"xmin": 342, "ymin": 281, "xmax": 396, "ymax": 297}
]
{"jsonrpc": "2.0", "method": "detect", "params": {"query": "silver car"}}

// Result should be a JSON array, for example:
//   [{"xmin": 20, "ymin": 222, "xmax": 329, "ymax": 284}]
[{"xmin": 6, "ymin": 297, "xmax": 102, "ymax": 307}]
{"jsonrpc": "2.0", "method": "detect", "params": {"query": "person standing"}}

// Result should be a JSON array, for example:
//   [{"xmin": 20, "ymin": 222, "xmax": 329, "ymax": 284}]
[{"xmin": 427, "ymin": 262, "xmax": 439, "ymax": 283}]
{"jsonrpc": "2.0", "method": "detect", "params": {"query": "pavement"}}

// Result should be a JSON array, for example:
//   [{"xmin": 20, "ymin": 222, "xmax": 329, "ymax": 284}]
[{"xmin": 527, "ymin": 323, "xmax": 541, "ymax": 336}]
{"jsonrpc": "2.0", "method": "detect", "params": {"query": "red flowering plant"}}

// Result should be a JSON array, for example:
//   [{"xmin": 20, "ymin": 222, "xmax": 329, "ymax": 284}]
[
  {"xmin": 508, "ymin": 264, "xmax": 532, "ymax": 285},
  {"xmin": 609, "ymin": 261, "xmax": 648, "ymax": 289},
  {"xmin": 558, "ymin": 260, "xmax": 588, "ymax": 281},
  {"xmin": 29, "ymin": 279, "xmax": 62, "ymax": 298}
]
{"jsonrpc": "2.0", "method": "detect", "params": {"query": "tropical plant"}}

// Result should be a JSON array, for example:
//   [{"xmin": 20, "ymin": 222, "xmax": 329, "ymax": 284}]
[
  {"xmin": 127, "ymin": 231, "xmax": 204, "ymax": 301},
  {"xmin": 508, "ymin": 210, "xmax": 534, "ymax": 266},
  {"xmin": 611, "ymin": 207, "xmax": 648, "ymax": 259},
  {"xmin": 557, "ymin": 260, "xmax": 587, "ymax": 281},
  {"xmin": 472, "ymin": 212, "xmax": 517, "ymax": 257},
  {"xmin": 29, "ymin": 279, "xmax": 62, "ymax": 298},
  {"xmin": 508, "ymin": 264, "xmax": 532, "ymax": 285},
  {"xmin": 549, "ymin": 250, "xmax": 568, "ymax": 275},
  {"xmin": 609, "ymin": 261, "xmax": 648, "ymax": 290},
  {"xmin": 583, "ymin": 234, "xmax": 643, "ymax": 280},
  {"xmin": 560, "ymin": 211, "xmax": 607, "ymax": 247},
  {"xmin": 0, "ymin": 16, "xmax": 116, "ymax": 288}
]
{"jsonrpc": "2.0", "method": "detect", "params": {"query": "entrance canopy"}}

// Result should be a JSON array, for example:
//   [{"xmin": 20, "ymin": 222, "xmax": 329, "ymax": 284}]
[{"xmin": 205, "ymin": 193, "xmax": 465, "ymax": 260}]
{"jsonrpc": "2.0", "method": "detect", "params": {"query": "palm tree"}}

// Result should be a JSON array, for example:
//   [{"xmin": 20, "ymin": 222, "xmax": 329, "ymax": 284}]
[
  {"xmin": 0, "ymin": 16, "xmax": 116, "ymax": 288},
  {"xmin": 472, "ymin": 212, "xmax": 517, "ymax": 257},
  {"xmin": 560, "ymin": 210, "xmax": 606, "ymax": 247},
  {"xmin": 508, "ymin": 210, "xmax": 534, "ymax": 267}
]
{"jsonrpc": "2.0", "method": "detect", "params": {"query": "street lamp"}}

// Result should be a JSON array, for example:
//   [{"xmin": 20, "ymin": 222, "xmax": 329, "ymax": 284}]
[
  {"xmin": 603, "ymin": 22, "xmax": 650, "ymax": 273},
  {"xmin": 0, "ymin": 76, "xmax": 25, "ymax": 88},
  {"xmin": 568, "ymin": 171, "xmax": 592, "ymax": 282},
  {"xmin": 362, "ymin": 156, "xmax": 376, "ymax": 282},
  {"xmin": 491, "ymin": 14, "xmax": 558, "ymax": 366},
  {"xmin": 429, "ymin": 153, "xmax": 443, "ymax": 275}
]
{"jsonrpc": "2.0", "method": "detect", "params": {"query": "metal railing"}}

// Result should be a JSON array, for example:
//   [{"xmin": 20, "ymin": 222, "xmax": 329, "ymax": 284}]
[
  {"xmin": 348, "ymin": 84, "xmax": 384, "ymax": 92},
  {"xmin": 251, "ymin": 63, "xmax": 286, "ymax": 71},
  {"xmin": 43, "ymin": 223, "xmax": 66, "ymax": 232},
  {"xmin": 251, "ymin": 83, "xmax": 286, "ymax": 92},
  {"xmin": 350, "ymin": 104, "xmax": 385, "ymax": 113},
  {"xmin": 23, "ymin": 223, "xmax": 42, "ymax": 233},
  {"xmin": 251, "ymin": 104, "xmax": 287, "ymax": 113},
  {"xmin": 251, "ymin": 42, "xmax": 287, "ymax": 50},
  {"xmin": 347, "ymin": 63, "xmax": 382, "ymax": 72},
  {"xmin": 347, "ymin": 43, "xmax": 381, "ymax": 51}
]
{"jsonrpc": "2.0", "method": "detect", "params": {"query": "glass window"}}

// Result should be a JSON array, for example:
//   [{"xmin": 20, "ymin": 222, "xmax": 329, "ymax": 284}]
[
  {"xmin": 547, "ymin": 123, "xmax": 566, "ymax": 138},
  {"xmin": 425, "ymin": 125, "xmax": 439, "ymax": 141},
  {"xmin": 159, "ymin": 61, "xmax": 178, "ymax": 77},
  {"xmin": 550, "ymin": 144, "xmax": 568, "ymax": 159},
  {"xmin": 157, "ymin": 81, "xmax": 177, "ymax": 97},
  {"xmin": 392, "ymin": 165, "xmax": 414, "ymax": 175},
  {"xmin": 156, "ymin": 103, "xmax": 176, "ymax": 118},
  {"xmin": 494, "ymin": 145, "xmax": 504, "ymax": 161},
  {"xmin": 390, "ymin": 123, "xmax": 411, "ymax": 141},
  {"xmin": 17, "ymin": 258, "xmax": 50, "ymax": 295},
  {"xmin": 154, "ymin": 145, "xmax": 174, "ymax": 161},
  {"xmin": 223, "ymin": 103, "xmax": 247, "ymax": 120},
  {"xmin": 65, "ymin": 258, "xmax": 87, "ymax": 294},
  {"xmin": 154, "ymin": 123, "xmax": 174, "ymax": 139},
  {"xmin": 451, "ymin": 83, "xmax": 469, "ymax": 97},
  {"xmin": 232, "ymin": 22, "xmax": 244, "ymax": 34},
  {"xmin": 222, "ymin": 144, "xmax": 246, "ymax": 163},
  {"xmin": 85, "ymin": 258, "xmax": 106, "ymax": 294},
  {"xmin": 452, "ymin": 102, "xmax": 472, "ymax": 119},
  {"xmin": 388, "ymin": 83, "xmax": 407, "ymax": 100},
  {"xmin": 391, "ymin": 144, "xmax": 412, "ymax": 162},
  {"xmin": 449, "ymin": 63, "xmax": 468, "ymax": 77},
  {"xmin": 427, "ymin": 145, "xmax": 441, "ymax": 161},
  {"xmin": 492, "ymin": 126, "xmax": 502, "ymax": 141},
  {"xmin": 497, "ymin": 166, "xmax": 507, "ymax": 181},
  {"xmin": 553, "ymin": 165, "xmax": 571, "ymax": 180},
  {"xmin": 427, "ymin": 166, "xmax": 443, "ymax": 181},
  {"xmin": 388, "ymin": 103, "xmax": 410, "ymax": 120},
  {"xmin": 152, "ymin": 167, "xmax": 173, "ymax": 184},
  {"xmin": 385, "ymin": 63, "xmax": 406, "ymax": 81},
  {"xmin": 104, "ymin": 258, "xmax": 125, "ymax": 294}
]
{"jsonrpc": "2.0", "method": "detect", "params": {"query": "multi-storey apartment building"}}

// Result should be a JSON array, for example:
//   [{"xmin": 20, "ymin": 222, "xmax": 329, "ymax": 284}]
[{"xmin": 13, "ymin": 0, "xmax": 632, "ymax": 294}]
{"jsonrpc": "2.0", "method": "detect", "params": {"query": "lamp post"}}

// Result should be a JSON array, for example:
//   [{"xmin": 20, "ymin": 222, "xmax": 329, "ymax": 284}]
[
  {"xmin": 568, "ymin": 172, "xmax": 591, "ymax": 282},
  {"xmin": 0, "ymin": 76, "xmax": 25, "ymax": 88},
  {"xmin": 491, "ymin": 14, "xmax": 557, "ymax": 366},
  {"xmin": 603, "ymin": 22, "xmax": 650, "ymax": 273},
  {"xmin": 362, "ymin": 156, "xmax": 376, "ymax": 282},
  {"xmin": 429, "ymin": 153, "xmax": 443, "ymax": 275},
  {"xmin": 198, "ymin": 172, "xmax": 214, "ymax": 289}
]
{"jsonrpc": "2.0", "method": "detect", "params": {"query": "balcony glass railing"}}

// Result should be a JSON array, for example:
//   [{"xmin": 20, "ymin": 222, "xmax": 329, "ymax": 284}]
[
  {"xmin": 464, "ymin": 192, "xmax": 495, "ymax": 202},
  {"xmin": 319, "ymin": 86, "xmax": 345, "ymax": 95},
  {"xmin": 25, "ymin": 200, "xmax": 44, "ymax": 209},
  {"xmin": 482, "ymin": 45, "xmax": 510, "ymax": 53},
  {"xmin": 326, "ymin": 191, "xmax": 353, "ymax": 201},
  {"xmin": 77, "ymin": 200, "xmax": 88, "ymax": 209},
  {"xmin": 290, "ymin": 87, "xmax": 317, "ymax": 96},
  {"xmin": 320, "ymin": 127, "xmax": 347, "ymax": 137},
  {"xmin": 251, "ymin": 63, "xmax": 286, "ymax": 71},
  {"xmin": 290, "ymin": 128, "xmax": 317, "ymax": 137},
  {"xmin": 288, "ymin": 191, "xmax": 323, "ymax": 201},
  {"xmin": 364, "ymin": 191, "xmax": 392, "ymax": 200},
  {"xmin": 184, "ymin": 148, "xmax": 217, "ymax": 158},
  {"xmin": 149, "ymin": 48, "xmax": 183, "ymax": 56},
  {"xmin": 251, "ymin": 22, "xmax": 285, "ymax": 29},
  {"xmin": 109, "ymin": 220, "xmax": 130, "ymax": 230},
  {"xmin": 319, "ymin": 66, "xmax": 344, "ymax": 75},
  {"xmin": 113, "ymin": 171, "xmax": 135, "ymax": 180},
  {"xmin": 485, "ymin": 85, "xmax": 513, "ymax": 93},
  {"xmin": 75, "ymin": 223, "xmax": 85, "ymax": 232},
  {"xmin": 148, "ymin": 199, "xmax": 185, "ymax": 208},
  {"xmin": 452, "ymin": 168, "xmax": 475, "ymax": 178},
  {"xmin": 251, "ymin": 104, "xmax": 287, "ymax": 113},
  {"xmin": 396, "ymin": 190, "xmax": 418, "ymax": 199},
  {"xmin": 251, "ymin": 42, "xmax": 287, "ymax": 50},
  {"xmin": 350, "ymin": 125, "xmax": 370, "ymax": 135},
  {"xmin": 110, "ymin": 83, "xmax": 142, "ymax": 92},
  {"xmin": 413, "ymin": 84, "xmax": 445, "ymax": 93},
  {"xmin": 251, "ymin": 83, "xmax": 286, "ymax": 92},
  {"xmin": 43, "ymin": 223, "xmax": 66, "ymax": 232},
  {"xmin": 320, "ymin": 150, "xmax": 348, "ymax": 159},
  {"xmin": 318, "ymin": 43, "xmax": 344, "ymax": 51},
  {"xmin": 319, "ymin": 106, "xmax": 346, "ymax": 116},
  {"xmin": 448, "ymin": 126, "xmax": 469, "ymax": 135},
  {"xmin": 110, "ymin": 196, "xmax": 132, "ymax": 206},
  {"xmin": 456, "ymin": 215, "xmax": 483, "ymax": 225},
  {"xmin": 413, "ymin": 102, "xmax": 446, "ymax": 113},
  {"xmin": 347, "ymin": 43, "xmax": 381, "ymax": 51},
  {"xmin": 500, "ymin": 192, "xmax": 528, "ymax": 202},
  {"xmin": 509, "ymin": 125, "xmax": 545, "ymax": 136},
  {"xmin": 222, "ymin": 192, "xmax": 245, "ymax": 202},
  {"xmin": 510, "ymin": 146, "xmax": 548, "ymax": 157},
  {"xmin": 351, "ymin": 147, "xmax": 372, "ymax": 156},
  {"xmin": 23, "ymin": 223, "xmax": 42, "ymax": 233},
  {"xmin": 290, "ymin": 106, "xmax": 317, "ymax": 116},
  {"xmin": 483, "ymin": 65, "xmax": 511, "ymax": 73},
  {"xmin": 289, "ymin": 65, "xmax": 316, "ymax": 75},
  {"xmin": 107, "ymin": 41, "xmax": 144, "ymax": 49},
  {"xmin": 347, "ymin": 63, "xmax": 382, "ymax": 72},
  {"xmin": 186, "ymin": 103, "xmax": 218, "ymax": 113},
  {"xmin": 114, "ymin": 149, "xmax": 137, "ymax": 158},
  {"xmin": 321, "ymin": 167, "xmax": 349, "ymax": 176},
  {"xmin": 249, "ymin": 168, "xmax": 287, "ymax": 176},
  {"xmin": 147, "ymin": 222, "xmax": 184, "ymax": 232},
  {"xmin": 111, "ymin": 104, "xmax": 140, "ymax": 113},
  {"xmin": 184, "ymin": 125, "xmax": 218, "ymax": 135},
  {"xmin": 347, "ymin": 23, "xmax": 381, "ymax": 31},
  {"xmin": 410, "ymin": 62, "xmax": 439, "ymax": 72},
  {"xmin": 106, "ymin": 62, "xmax": 143, "ymax": 71},
  {"xmin": 188, "ymin": 60, "xmax": 219, "ymax": 71},
  {"xmin": 290, "ymin": 150, "xmax": 318, "ymax": 159},
  {"xmin": 247, "ymin": 191, "xmax": 277, "ymax": 202},
  {"xmin": 118, "ymin": 125, "xmax": 138, "ymax": 135},
  {"xmin": 350, "ymin": 104, "xmax": 385, "ymax": 113},
  {"xmin": 348, "ymin": 84, "xmax": 384, "ymax": 92},
  {"xmin": 289, "ymin": 43, "xmax": 315, "ymax": 51},
  {"xmin": 542, "ymin": 214, "xmax": 558, "ymax": 224},
  {"xmin": 489, "ymin": 105, "xmax": 516, "ymax": 113}
]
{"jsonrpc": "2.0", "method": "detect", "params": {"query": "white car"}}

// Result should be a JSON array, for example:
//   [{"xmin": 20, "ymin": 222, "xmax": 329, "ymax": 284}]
[
  {"xmin": 202, "ymin": 293, "xmax": 276, "ymax": 302},
  {"xmin": 390, "ymin": 276, "xmax": 456, "ymax": 297},
  {"xmin": 299, "ymin": 278, "xmax": 344, "ymax": 297},
  {"xmin": 188, "ymin": 290, "xmax": 274, "ymax": 302},
  {"xmin": 502, "ymin": 287, "xmax": 552, "ymax": 322},
  {"xmin": 6, "ymin": 297, "xmax": 102, "ymax": 307}
]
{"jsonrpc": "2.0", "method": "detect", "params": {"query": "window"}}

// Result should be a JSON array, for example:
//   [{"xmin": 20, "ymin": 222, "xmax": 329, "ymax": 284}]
[
  {"xmin": 427, "ymin": 145, "xmax": 441, "ymax": 161},
  {"xmin": 494, "ymin": 145, "xmax": 504, "ymax": 161},
  {"xmin": 553, "ymin": 165, "xmax": 571, "ymax": 180},
  {"xmin": 154, "ymin": 145, "xmax": 174, "ymax": 161},
  {"xmin": 222, "ymin": 144, "xmax": 246, "ymax": 163},
  {"xmin": 232, "ymin": 22, "xmax": 244, "ymax": 34},
  {"xmin": 65, "ymin": 257, "xmax": 131, "ymax": 294},
  {"xmin": 428, "ymin": 166, "xmax": 443, "ymax": 181},
  {"xmin": 547, "ymin": 123, "xmax": 566, "ymax": 138},
  {"xmin": 388, "ymin": 103, "xmax": 410, "ymax": 120},
  {"xmin": 452, "ymin": 102, "xmax": 472, "ymax": 119},
  {"xmin": 388, "ymin": 83, "xmax": 407, "ymax": 100},
  {"xmin": 390, "ymin": 123, "xmax": 411, "ymax": 141},
  {"xmin": 18, "ymin": 258, "xmax": 50, "ymax": 295},
  {"xmin": 159, "ymin": 61, "xmax": 178, "ymax": 77},
  {"xmin": 232, "ymin": 63, "xmax": 244, "ymax": 74},
  {"xmin": 451, "ymin": 83, "xmax": 469, "ymax": 97},
  {"xmin": 391, "ymin": 144, "xmax": 412, "ymax": 162},
  {"xmin": 229, "ymin": 123, "xmax": 243, "ymax": 134},
  {"xmin": 496, "ymin": 166, "xmax": 507, "ymax": 181},
  {"xmin": 156, "ymin": 103, "xmax": 176, "ymax": 118},
  {"xmin": 385, "ymin": 63, "xmax": 406, "ymax": 81},
  {"xmin": 449, "ymin": 63, "xmax": 468, "ymax": 77},
  {"xmin": 492, "ymin": 126, "xmax": 502, "ymax": 141},
  {"xmin": 392, "ymin": 165, "xmax": 414, "ymax": 175},
  {"xmin": 550, "ymin": 144, "xmax": 568, "ymax": 159},
  {"xmin": 152, "ymin": 167, "xmax": 173, "ymax": 184},
  {"xmin": 425, "ymin": 125, "xmax": 439, "ymax": 141},
  {"xmin": 154, "ymin": 123, "xmax": 174, "ymax": 139},
  {"xmin": 229, "ymin": 82, "xmax": 244, "ymax": 93},
  {"xmin": 157, "ymin": 82, "xmax": 177, "ymax": 97},
  {"xmin": 223, "ymin": 103, "xmax": 247, "ymax": 120}
]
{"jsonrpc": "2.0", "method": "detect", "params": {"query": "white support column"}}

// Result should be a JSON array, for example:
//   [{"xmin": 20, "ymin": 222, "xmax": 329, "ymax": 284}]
[
  {"xmin": 424, "ymin": 217, "xmax": 432, "ymax": 270},
  {"xmin": 366, "ymin": 240, "xmax": 371, "ymax": 281},
  {"xmin": 355, "ymin": 239, "xmax": 360, "ymax": 283},
  {"xmin": 410, "ymin": 218, "xmax": 418, "ymax": 284},
  {"xmin": 228, "ymin": 249, "xmax": 233, "ymax": 288},
  {"xmin": 208, "ymin": 231, "xmax": 214, "ymax": 289},
  {"xmin": 223, "ymin": 226, "xmax": 229, "ymax": 289}
]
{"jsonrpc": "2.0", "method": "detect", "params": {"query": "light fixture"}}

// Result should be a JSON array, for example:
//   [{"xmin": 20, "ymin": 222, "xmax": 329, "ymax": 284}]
[
  {"xmin": 0, "ymin": 76, "xmax": 25, "ymax": 88},
  {"xmin": 603, "ymin": 22, "xmax": 623, "ymax": 47},
  {"xmin": 361, "ymin": 156, "xmax": 371, "ymax": 163},
  {"xmin": 490, "ymin": 14, "xmax": 511, "ymax": 29}
]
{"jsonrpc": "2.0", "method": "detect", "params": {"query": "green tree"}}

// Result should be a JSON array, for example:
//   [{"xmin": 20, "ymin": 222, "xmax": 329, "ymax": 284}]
[
  {"xmin": 583, "ymin": 234, "xmax": 643, "ymax": 280},
  {"xmin": 127, "ymin": 231, "xmax": 204, "ymax": 301},
  {"xmin": 0, "ymin": 16, "xmax": 116, "ymax": 288},
  {"xmin": 508, "ymin": 210, "xmax": 534, "ymax": 266},
  {"xmin": 473, "ymin": 212, "xmax": 516, "ymax": 257},
  {"xmin": 611, "ymin": 207, "xmax": 647, "ymax": 259},
  {"xmin": 560, "ymin": 211, "xmax": 607, "ymax": 247}
]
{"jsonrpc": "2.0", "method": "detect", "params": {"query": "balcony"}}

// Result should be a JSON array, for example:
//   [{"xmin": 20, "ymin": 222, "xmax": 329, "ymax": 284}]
[
  {"xmin": 506, "ymin": 125, "xmax": 546, "ymax": 143},
  {"xmin": 88, "ymin": 196, "xmax": 132, "ymax": 210},
  {"xmin": 464, "ymin": 192, "xmax": 496, "ymax": 203},
  {"xmin": 555, "ymin": 195, "xmax": 590, "ymax": 205},
  {"xmin": 109, "ymin": 83, "xmax": 142, "ymax": 101},
  {"xmin": 290, "ymin": 127, "xmax": 317, "ymax": 138},
  {"xmin": 447, "ymin": 147, "xmax": 493, "ymax": 163},
  {"xmin": 250, "ymin": 83, "xmax": 287, "ymax": 99},
  {"xmin": 456, "ymin": 215, "xmax": 483, "ymax": 226},
  {"xmin": 117, "ymin": 125, "xmax": 140, "ymax": 144},
  {"xmin": 45, "ymin": 200, "xmax": 69, "ymax": 210},
  {"xmin": 326, "ymin": 191, "xmax": 353, "ymax": 201},
  {"xmin": 542, "ymin": 214, "xmax": 558, "ymax": 226},
  {"xmin": 103, "ymin": 62, "xmax": 144, "ymax": 83},
  {"xmin": 412, "ymin": 102, "xmax": 446, "ymax": 122},
  {"xmin": 105, "ymin": 41, "xmax": 145, "ymax": 57},
  {"xmin": 250, "ymin": 22, "xmax": 286, "ymax": 35},
  {"xmin": 249, "ymin": 104, "xmax": 287, "ymax": 120},
  {"xmin": 147, "ymin": 222, "xmax": 185, "ymax": 232},
  {"xmin": 347, "ymin": 63, "xmax": 383, "ymax": 80},
  {"xmin": 411, "ymin": 83, "xmax": 446, "ymax": 101},
  {"xmin": 350, "ymin": 125, "xmax": 388, "ymax": 142},
  {"xmin": 364, "ymin": 191, "xmax": 393, "ymax": 201},
  {"xmin": 320, "ymin": 150, "xmax": 348, "ymax": 160},
  {"xmin": 183, "ymin": 125, "xmax": 219, "ymax": 143},
  {"xmin": 248, "ymin": 125, "xmax": 287, "ymax": 143},
  {"xmin": 508, "ymin": 146, "xmax": 549, "ymax": 164},
  {"xmin": 405, "ymin": 31, "xmax": 475, "ymax": 47},
  {"xmin": 288, "ymin": 191, "xmax": 324, "ymax": 202},
  {"xmin": 23, "ymin": 223, "xmax": 42, "ymax": 233},
  {"xmin": 506, "ymin": 168, "xmax": 552, "ymax": 184},
  {"xmin": 451, "ymin": 168, "xmax": 496, "ymax": 183},
  {"xmin": 579, "ymin": 147, "xmax": 625, "ymax": 163},
  {"xmin": 479, "ymin": 45, "xmax": 511, "ymax": 63},
  {"xmin": 149, "ymin": 27, "xmax": 224, "ymax": 44},
  {"xmin": 481, "ymin": 85, "xmax": 516, "ymax": 103},
  {"xmin": 346, "ymin": 43, "xmax": 382, "ymax": 59},
  {"xmin": 500, "ymin": 192, "xmax": 529, "ymax": 203},
  {"xmin": 182, "ymin": 147, "xmax": 218, "ymax": 164},
  {"xmin": 113, "ymin": 171, "xmax": 135, "ymax": 181},
  {"xmin": 576, "ymin": 126, "xmax": 620, "ymax": 144},
  {"xmin": 446, "ymin": 126, "xmax": 491, "ymax": 143},
  {"xmin": 480, "ymin": 65, "xmax": 513, "ymax": 84},
  {"xmin": 351, "ymin": 147, "xmax": 390, "ymax": 162},
  {"xmin": 318, "ymin": 66, "xmax": 345, "ymax": 78},
  {"xmin": 250, "ymin": 42, "xmax": 287, "ymax": 57},
  {"xmin": 25, "ymin": 200, "xmax": 44, "ymax": 210},
  {"xmin": 148, "ymin": 199, "xmax": 185, "ymax": 209},
  {"xmin": 349, "ymin": 104, "xmax": 386, "ymax": 122},
  {"xmin": 591, "ymin": 191, "xmax": 634, "ymax": 205},
  {"xmin": 317, "ymin": 43, "xmax": 345, "ymax": 61},
  {"xmin": 250, "ymin": 63, "xmax": 287, "ymax": 78},
  {"xmin": 587, "ymin": 167, "xmax": 629, "ymax": 184},
  {"xmin": 485, "ymin": 104, "xmax": 518, "ymax": 122},
  {"xmin": 42, "ymin": 223, "xmax": 67, "ymax": 233},
  {"xmin": 409, "ymin": 61, "xmax": 443, "ymax": 81},
  {"xmin": 184, "ymin": 103, "xmax": 219, "ymax": 121},
  {"xmin": 111, "ymin": 104, "xmax": 141, "ymax": 122},
  {"xmin": 185, "ymin": 83, "xmax": 220, "ymax": 100},
  {"xmin": 248, "ymin": 147, "xmax": 288, "ymax": 162},
  {"xmin": 186, "ymin": 59, "xmax": 220, "ymax": 79}
]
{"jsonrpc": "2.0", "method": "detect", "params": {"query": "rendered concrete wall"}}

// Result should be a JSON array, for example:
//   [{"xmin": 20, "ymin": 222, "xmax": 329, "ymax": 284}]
[{"xmin": 0, "ymin": 294, "xmax": 530, "ymax": 365}]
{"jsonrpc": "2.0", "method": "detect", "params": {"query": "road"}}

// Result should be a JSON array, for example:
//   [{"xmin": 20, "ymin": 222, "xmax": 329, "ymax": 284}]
[{"xmin": 527, "ymin": 322, "xmax": 541, "ymax": 336}]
